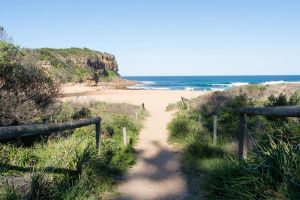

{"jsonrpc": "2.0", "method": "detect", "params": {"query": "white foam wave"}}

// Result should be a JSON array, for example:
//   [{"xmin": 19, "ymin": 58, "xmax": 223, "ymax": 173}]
[
  {"xmin": 184, "ymin": 87, "xmax": 194, "ymax": 91},
  {"xmin": 146, "ymin": 87, "xmax": 170, "ymax": 90},
  {"xmin": 212, "ymin": 82, "xmax": 249, "ymax": 87},
  {"xmin": 211, "ymin": 88, "xmax": 225, "ymax": 91},
  {"xmin": 127, "ymin": 86, "xmax": 144, "ymax": 89},
  {"xmin": 141, "ymin": 81, "xmax": 155, "ymax": 85},
  {"xmin": 230, "ymin": 82, "xmax": 249, "ymax": 87},
  {"xmin": 261, "ymin": 80, "xmax": 300, "ymax": 85},
  {"xmin": 212, "ymin": 83, "xmax": 229, "ymax": 86},
  {"xmin": 127, "ymin": 85, "xmax": 170, "ymax": 90},
  {"xmin": 262, "ymin": 81, "xmax": 285, "ymax": 85}
]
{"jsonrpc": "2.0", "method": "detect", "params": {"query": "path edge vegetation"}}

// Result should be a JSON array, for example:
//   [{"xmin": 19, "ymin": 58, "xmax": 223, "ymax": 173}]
[
  {"xmin": 0, "ymin": 27, "xmax": 147, "ymax": 199},
  {"xmin": 168, "ymin": 87, "xmax": 300, "ymax": 200}
]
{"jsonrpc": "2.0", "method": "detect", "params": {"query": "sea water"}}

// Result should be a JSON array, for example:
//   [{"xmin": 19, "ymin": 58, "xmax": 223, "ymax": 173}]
[{"xmin": 124, "ymin": 75, "xmax": 300, "ymax": 91}]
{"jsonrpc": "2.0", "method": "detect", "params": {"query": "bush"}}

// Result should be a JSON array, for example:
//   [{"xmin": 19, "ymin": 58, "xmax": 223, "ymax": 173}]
[
  {"xmin": 0, "ymin": 101, "xmax": 143, "ymax": 199},
  {"xmin": 168, "ymin": 112, "xmax": 204, "ymax": 143},
  {"xmin": 200, "ymin": 94, "xmax": 253, "ymax": 139},
  {"xmin": 0, "ymin": 41, "xmax": 60, "ymax": 126},
  {"xmin": 184, "ymin": 136, "xmax": 224, "ymax": 161},
  {"xmin": 108, "ymin": 115, "xmax": 138, "ymax": 135},
  {"xmin": 168, "ymin": 92, "xmax": 300, "ymax": 200},
  {"xmin": 168, "ymin": 113, "xmax": 190, "ymax": 142},
  {"xmin": 0, "ymin": 41, "xmax": 22, "ymax": 65},
  {"xmin": 205, "ymin": 139, "xmax": 300, "ymax": 200},
  {"xmin": 72, "ymin": 107, "xmax": 92, "ymax": 120}
]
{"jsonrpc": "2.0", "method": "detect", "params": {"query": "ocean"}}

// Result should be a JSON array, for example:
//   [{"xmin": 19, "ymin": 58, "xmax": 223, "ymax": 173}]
[{"xmin": 124, "ymin": 75, "xmax": 300, "ymax": 91}]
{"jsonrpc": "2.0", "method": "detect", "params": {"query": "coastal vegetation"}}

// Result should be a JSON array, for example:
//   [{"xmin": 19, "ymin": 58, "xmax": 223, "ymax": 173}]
[
  {"xmin": 31, "ymin": 47, "xmax": 119, "ymax": 83},
  {"xmin": 168, "ymin": 85, "xmax": 300, "ymax": 199},
  {"xmin": 0, "ymin": 27, "xmax": 145, "ymax": 199},
  {"xmin": 0, "ymin": 26, "xmax": 119, "ymax": 85},
  {"xmin": 0, "ymin": 101, "xmax": 145, "ymax": 199}
]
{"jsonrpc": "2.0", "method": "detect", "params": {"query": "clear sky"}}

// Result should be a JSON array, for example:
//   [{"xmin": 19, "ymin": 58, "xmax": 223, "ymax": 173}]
[{"xmin": 1, "ymin": 0, "xmax": 300, "ymax": 76}]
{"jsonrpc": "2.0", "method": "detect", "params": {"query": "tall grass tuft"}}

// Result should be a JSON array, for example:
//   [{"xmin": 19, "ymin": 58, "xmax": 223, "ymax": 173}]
[
  {"xmin": 168, "ymin": 93, "xmax": 300, "ymax": 199},
  {"xmin": 0, "ymin": 101, "xmax": 145, "ymax": 199}
]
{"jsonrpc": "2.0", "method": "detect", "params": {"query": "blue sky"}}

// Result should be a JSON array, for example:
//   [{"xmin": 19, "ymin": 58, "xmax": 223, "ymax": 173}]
[{"xmin": 1, "ymin": 0, "xmax": 300, "ymax": 75}]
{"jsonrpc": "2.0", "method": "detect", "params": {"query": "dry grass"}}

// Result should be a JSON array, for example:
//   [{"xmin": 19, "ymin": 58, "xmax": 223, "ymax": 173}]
[{"xmin": 190, "ymin": 83, "xmax": 300, "ymax": 110}]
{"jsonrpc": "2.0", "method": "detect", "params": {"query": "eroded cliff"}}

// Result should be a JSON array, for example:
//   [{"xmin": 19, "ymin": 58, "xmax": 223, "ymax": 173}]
[{"xmin": 28, "ymin": 47, "xmax": 119, "ymax": 82}]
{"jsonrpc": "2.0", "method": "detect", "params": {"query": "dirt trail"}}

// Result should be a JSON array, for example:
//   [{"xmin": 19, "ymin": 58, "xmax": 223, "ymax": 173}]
[{"xmin": 63, "ymin": 88, "xmax": 204, "ymax": 200}]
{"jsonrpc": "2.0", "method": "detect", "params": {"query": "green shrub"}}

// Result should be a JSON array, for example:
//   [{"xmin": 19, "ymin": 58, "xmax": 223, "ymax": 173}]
[
  {"xmin": 0, "ymin": 182, "xmax": 20, "ymax": 200},
  {"xmin": 169, "ymin": 92, "xmax": 300, "ymax": 200},
  {"xmin": 100, "ymin": 139, "xmax": 134, "ymax": 172},
  {"xmin": 184, "ymin": 136, "xmax": 223, "ymax": 161},
  {"xmin": 168, "ymin": 113, "xmax": 190, "ymax": 142},
  {"xmin": 0, "ymin": 101, "xmax": 143, "ymax": 199},
  {"xmin": 0, "ymin": 41, "xmax": 60, "ymax": 126},
  {"xmin": 108, "ymin": 115, "xmax": 138, "ymax": 135},
  {"xmin": 168, "ymin": 110, "xmax": 211, "ymax": 144},
  {"xmin": 199, "ymin": 94, "xmax": 253, "ymax": 140},
  {"xmin": 72, "ymin": 107, "xmax": 92, "ymax": 120},
  {"xmin": 205, "ymin": 139, "xmax": 300, "ymax": 200}
]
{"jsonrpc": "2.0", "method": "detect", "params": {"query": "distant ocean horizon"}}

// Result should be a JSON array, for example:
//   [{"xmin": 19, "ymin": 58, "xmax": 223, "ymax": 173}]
[{"xmin": 123, "ymin": 75, "xmax": 300, "ymax": 91}]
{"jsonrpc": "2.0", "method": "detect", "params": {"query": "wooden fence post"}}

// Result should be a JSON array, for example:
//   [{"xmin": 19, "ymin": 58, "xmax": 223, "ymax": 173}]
[
  {"xmin": 181, "ymin": 97, "xmax": 190, "ymax": 111},
  {"xmin": 123, "ymin": 127, "xmax": 128, "ymax": 146},
  {"xmin": 141, "ymin": 103, "xmax": 145, "ymax": 110},
  {"xmin": 135, "ymin": 110, "xmax": 139, "ymax": 121},
  {"xmin": 95, "ymin": 119, "xmax": 101, "ymax": 149},
  {"xmin": 181, "ymin": 97, "xmax": 185, "ymax": 109},
  {"xmin": 239, "ymin": 113, "xmax": 248, "ymax": 159},
  {"xmin": 213, "ymin": 114, "xmax": 217, "ymax": 145}
]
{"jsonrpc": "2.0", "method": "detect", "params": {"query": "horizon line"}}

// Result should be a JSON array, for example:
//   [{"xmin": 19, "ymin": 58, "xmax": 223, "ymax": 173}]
[{"xmin": 122, "ymin": 74, "xmax": 300, "ymax": 77}]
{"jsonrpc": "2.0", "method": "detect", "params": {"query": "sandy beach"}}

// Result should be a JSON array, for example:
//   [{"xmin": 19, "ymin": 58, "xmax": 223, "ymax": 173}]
[{"xmin": 62, "ymin": 84, "xmax": 205, "ymax": 200}]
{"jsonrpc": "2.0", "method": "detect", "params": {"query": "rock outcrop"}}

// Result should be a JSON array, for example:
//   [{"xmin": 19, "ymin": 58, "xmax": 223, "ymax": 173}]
[
  {"xmin": 28, "ymin": 47, "xmax": 119, "ymax": 82},
  {"xmin": 65, "ymin": 53, "xmax": 118, "ymax": 72}
]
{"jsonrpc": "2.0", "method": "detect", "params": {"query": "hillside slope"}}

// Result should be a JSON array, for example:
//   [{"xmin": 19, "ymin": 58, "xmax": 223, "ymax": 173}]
[{"xmin": 25, "ymin": 47, "xmax": 119, "ymax": 83}]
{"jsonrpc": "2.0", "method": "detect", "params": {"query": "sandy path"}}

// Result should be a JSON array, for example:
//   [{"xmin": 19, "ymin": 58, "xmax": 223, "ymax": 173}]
[{"xmin": 63, "ymin": 88, "xmax": 204, "ymax": 200}]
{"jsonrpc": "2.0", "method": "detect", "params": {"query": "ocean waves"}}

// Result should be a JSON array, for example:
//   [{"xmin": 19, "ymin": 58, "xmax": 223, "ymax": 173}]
[{"xmin": 124, "ymin": 76, "xmax": 300, "ymax": 91}]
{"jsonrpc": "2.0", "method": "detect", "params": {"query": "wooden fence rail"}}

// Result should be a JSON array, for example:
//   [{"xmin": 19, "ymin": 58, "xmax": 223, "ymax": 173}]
[
  {"xmin": 0, "ymin": 117, "xmax": 101, "ymax": 149},
  {"xmin": 238, "ymin": 106, "xmax": 300, "ymax": 159}
]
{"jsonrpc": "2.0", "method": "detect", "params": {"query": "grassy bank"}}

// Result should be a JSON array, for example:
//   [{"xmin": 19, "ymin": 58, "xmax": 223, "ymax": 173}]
[
  {"xmin": 29, "ymin": 47, "xmax": 119, "ymax": 83},
  {"xmin": 168, "ymin": 85, "xmax": 300, "ymax": 199},
  {"xmin": 0, "ymin": 101, "xmax": 146, "ymax": 199}
]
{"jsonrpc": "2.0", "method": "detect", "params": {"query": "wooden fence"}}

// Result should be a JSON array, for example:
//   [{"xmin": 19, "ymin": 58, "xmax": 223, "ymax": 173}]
[
  {"xmin": 180, "ymin": 96, "xmax": 300, "ymax": 159},
  {"xmin": 0, "ymin": 117, "xmax": 101, "ymax": 149},
  {"xmin": 239, "ymin": 106, "xmax": 300, "ymax": 159}
]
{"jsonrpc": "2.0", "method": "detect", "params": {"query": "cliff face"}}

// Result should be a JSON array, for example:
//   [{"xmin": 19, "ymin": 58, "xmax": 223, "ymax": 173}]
[
  {"xmin": 65, "ymin": 52, "xmax": 118, "ymax": 72},
  {"xmin": 29, "ymin": 47, "xmax": 119, "ymax": 82}
]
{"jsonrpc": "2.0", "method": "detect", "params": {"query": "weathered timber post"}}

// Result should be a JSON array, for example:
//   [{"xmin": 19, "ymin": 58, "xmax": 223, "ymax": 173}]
[
  {"xmin": 213, "ymin": 114, "xmax": 217, "ymax": 145},
  {"xmin": 187, "ymin": 101, "xmax": 190, "ymax": 112},
  {"xmin": 181, "ymin": 97, "xmax": 185, "ymax": 109},
  {"xmin": 141, "ymin": 103, "xmax": 145, "ymax": 110},
  {"xmin": 239, "ymin": 113, "xmax": 248, "ymax": 159},
  {"xmin": 123, "ymin": 127, "xmax": 128, "ymax": 146},
  {"xmin": 181, "ymin": 97, "xmax": 190, "ymax": 111},
  {"xmin": 135, "ymin": 110, "xmax": 139, "ymax": 121},
  {"xmin": 95, "ymin": 119, "xmax": 101, "ymax": 149}
]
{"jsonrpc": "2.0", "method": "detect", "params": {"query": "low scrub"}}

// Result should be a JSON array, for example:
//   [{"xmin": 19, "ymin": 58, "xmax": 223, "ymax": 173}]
[
  {"xmin": 0, "ymin": 101, "xmax": 145, "ymax": 199},
  {"xmin": 0, "ymin": 41, "xmax": 60, "ymax": 126},
  {"xmin": 168, "ymin": 92, "xmax": 300, "ymax": 199},
  {"xmin": 206, "ymin": 140, "xmax": 300, "ymax": 200}
]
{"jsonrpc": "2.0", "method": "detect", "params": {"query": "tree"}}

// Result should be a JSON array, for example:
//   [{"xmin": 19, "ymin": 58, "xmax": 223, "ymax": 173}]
[
  {"xmin": 0, "ymin": 26, "xmax": 11, "ymax": 42},
  {"xmin": 93, "ymin": 71, "xmax": 100, "ymax": 85},
  {"xmin": 0, "ymin": 41, "xmax": 60, "ymax": 126},
  {"xmin": 0, "ymin": 41, "xmax": 22, "ymax": 65}
]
